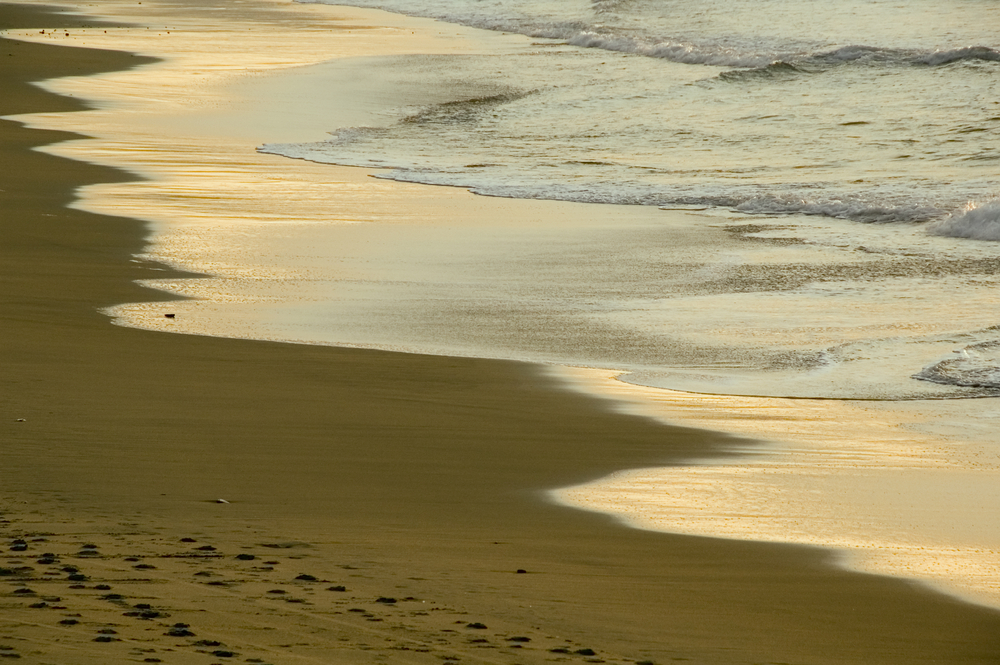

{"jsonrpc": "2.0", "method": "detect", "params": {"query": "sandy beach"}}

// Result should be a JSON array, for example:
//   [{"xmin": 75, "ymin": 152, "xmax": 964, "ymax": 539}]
[{"xmin": 3, "ymin": 1, "xmax": 1000, "ymax": 663}]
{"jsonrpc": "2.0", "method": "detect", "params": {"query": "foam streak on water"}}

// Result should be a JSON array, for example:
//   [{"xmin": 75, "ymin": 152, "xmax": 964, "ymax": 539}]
[
  {"xmin": 12, "ymin": 0, "xmax": 1000, "ymax": 613},
  {"xmin": 289, "ymin": 0, "xmax": 1000, "ymax": 230}
]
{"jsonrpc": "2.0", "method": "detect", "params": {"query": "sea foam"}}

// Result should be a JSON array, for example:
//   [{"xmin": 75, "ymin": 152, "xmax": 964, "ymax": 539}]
[{"xmin": 929, "ymin": 201, "xmax": 1000, "ymax": 241}]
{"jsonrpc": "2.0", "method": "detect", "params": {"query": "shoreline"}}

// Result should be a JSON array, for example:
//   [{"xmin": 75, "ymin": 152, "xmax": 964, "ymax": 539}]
[
  {"xmin": 16, "ymin": 0, "xmax": 1000, "ymax": 611},
  {"xmin": 4, "ymin": 1, "xmax": 1000, "ymax": 663}
]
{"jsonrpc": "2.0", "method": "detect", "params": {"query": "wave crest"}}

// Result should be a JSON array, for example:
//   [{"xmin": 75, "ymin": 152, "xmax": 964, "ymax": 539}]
[
  {"xmin": 913, "ymin": 343, "xmax": 1000, "ymax": 390},
  {"xmin": 928, "ymin": 201, "xmax": 1000, "ymax": 241}
]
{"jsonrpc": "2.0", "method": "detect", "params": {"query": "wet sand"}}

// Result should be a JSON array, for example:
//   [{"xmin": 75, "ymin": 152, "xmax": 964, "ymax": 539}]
[
  {"xmin": 24, "ymin": 0, "xmax": 1000, "ymax": 613},
  {"xmin": 3, "ymin": 2, "xmax": 1000, "ymax": 664}
]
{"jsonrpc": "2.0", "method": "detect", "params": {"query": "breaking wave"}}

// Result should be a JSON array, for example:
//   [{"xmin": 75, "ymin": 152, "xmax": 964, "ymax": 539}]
[{"xmin": 928, "ymin": 201, "xmax": 1000, "ymax": 241}]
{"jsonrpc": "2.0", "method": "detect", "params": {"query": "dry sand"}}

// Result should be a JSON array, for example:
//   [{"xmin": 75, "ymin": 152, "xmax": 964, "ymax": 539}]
[
  {"xmin": 3, "ymin": 2, "xmax": 1000, "ymax": 664},
  {"xmin": 22, "ymin": 0, "xmax": 1000, "ymax": 615}
]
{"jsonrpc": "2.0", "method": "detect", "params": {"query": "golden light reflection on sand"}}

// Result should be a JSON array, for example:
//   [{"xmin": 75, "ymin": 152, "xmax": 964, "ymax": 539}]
[
  {"xmin": 7, "ymin": 0, "xmax": 1000, "ymax": 614},
  {"xmin": 554, "ymin": 367, "xmax": 1000, "ymax": 608}
]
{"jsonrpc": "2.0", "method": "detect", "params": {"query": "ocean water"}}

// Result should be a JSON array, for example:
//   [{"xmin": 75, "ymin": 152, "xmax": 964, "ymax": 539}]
[
  {"xmin": 15, "ymin": 0, "xmax": 1000, "ymax": 607},
  {"xmin": 253, "ymin": 0, "xmax": 1000, "ymax": 400}
]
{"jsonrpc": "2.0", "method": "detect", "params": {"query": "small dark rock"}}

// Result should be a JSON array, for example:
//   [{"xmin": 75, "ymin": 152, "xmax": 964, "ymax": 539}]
[
  {"xmin": 164, "ymin": 313, "xmax": 175, "ymax": 318},
  {"xmin": 12, "ymin": 588, "xmax": 34, "ymax": 595},
  {"xmin": 466, "ymin": 622, "xmax": 488, "ymax": 630},
  {"xmin": 36, "ymin": 558, "xmax": 56, "ymax": 565},
  {"xmin": 10, "ymin": 545, "xmax": 27, "ymax": 552},
  {"xmin": 235, "ymin": 554, "xmax": 255, "ymax": 561},
  {"xmin": 143, "ymin": 659, "xmax": 162, "ymax": 663},
  {"xmin": 135, "ymin": 604, "xmax": 152, "ymax": 609},
  {"xmin": 94, "ymin": 584, "xmax": 112, "ymax": 590},
  {"xmin": 196, "ymin": 546, "xmax": 216, "ymax": 551},
  {"xmin": 348, "ymin": 608, "xmax": 365, "ymax": 613},
  {"xmin": 93, "ymin": 636, "xmax": 117, "ymax": 642},
  {"xmin": 81, "ymin": 544, "xmax": 98, "ymax": 550},
  {"xmin": 96, "ymin": 628, "xmax": 117, "ymax": 634},
  {"xmin": 180, "ymin": 538, "xmax": 196, "ymax": 543},
  {"xmin": 375, "ymin": 597, "xmax": 396, "ymax": 604},
  {"xmin": 139, "ymin": 611, "xmax": 163, "ymax": 619},
  {"xmin": 212, "ymin": 650, "xmax": 236, "ymax": 658},
  {"xmin": 326, "ymin": 585, "xmax": 346, "ymax": 592},
  {"xmin": 101, "ymin": 593, "xmax": 124, "ymax": 600},
  {"xmin": 549, "ymin": 648, "xmax": 571, "ymax": 654},
  {"xmin": 58, "ymin": 619, "xmax": 79, "ymax": 625},
  {"xmin": 267, "ymin": 589, "xmax": 286, "ymax": 594},
  {"xmin": 515, "ymin": 569, "xmax": 527, "ymax": 574},
  {"xmin": 68, "ymin": 584, "xmax": 87, "ymax": 589},
  {"xmin": 636, "ymin": 660, "xmax": 655, "ymax": 665},
  {"xmin": 507, "ymin": 636, "xmax": 531, "ymax": 642},
  {"xmin": 134, "ymin": 564, "xmax": 156, "ymax": 570},
  {"xmin": 123, "ymin": 557, "xmax": 140, "ymax": 562},
  {"xmin": 575, "ymin": 648, "xmax": 597, "ymax": 656},
  {"xmin": 67, "ymin": 573, "xmax": 87, "ymax": 581},
  {"xmin": 173, "ymin": 623, "xmax": 190, "ymax": 628},
  {"xmin": 61, "ymin": 566, "xmax": 79, "ymax": 573},
  {"xmin": 193, "ymin": 640, "xmax": 222, "ymax": 647},
  {"xmin": 28, "ymin": 602, "xmax": 48, "ymax": 609},
  {"xmin": 294, "ymin": 574, "xmax": 317, "ymax": 581}
]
